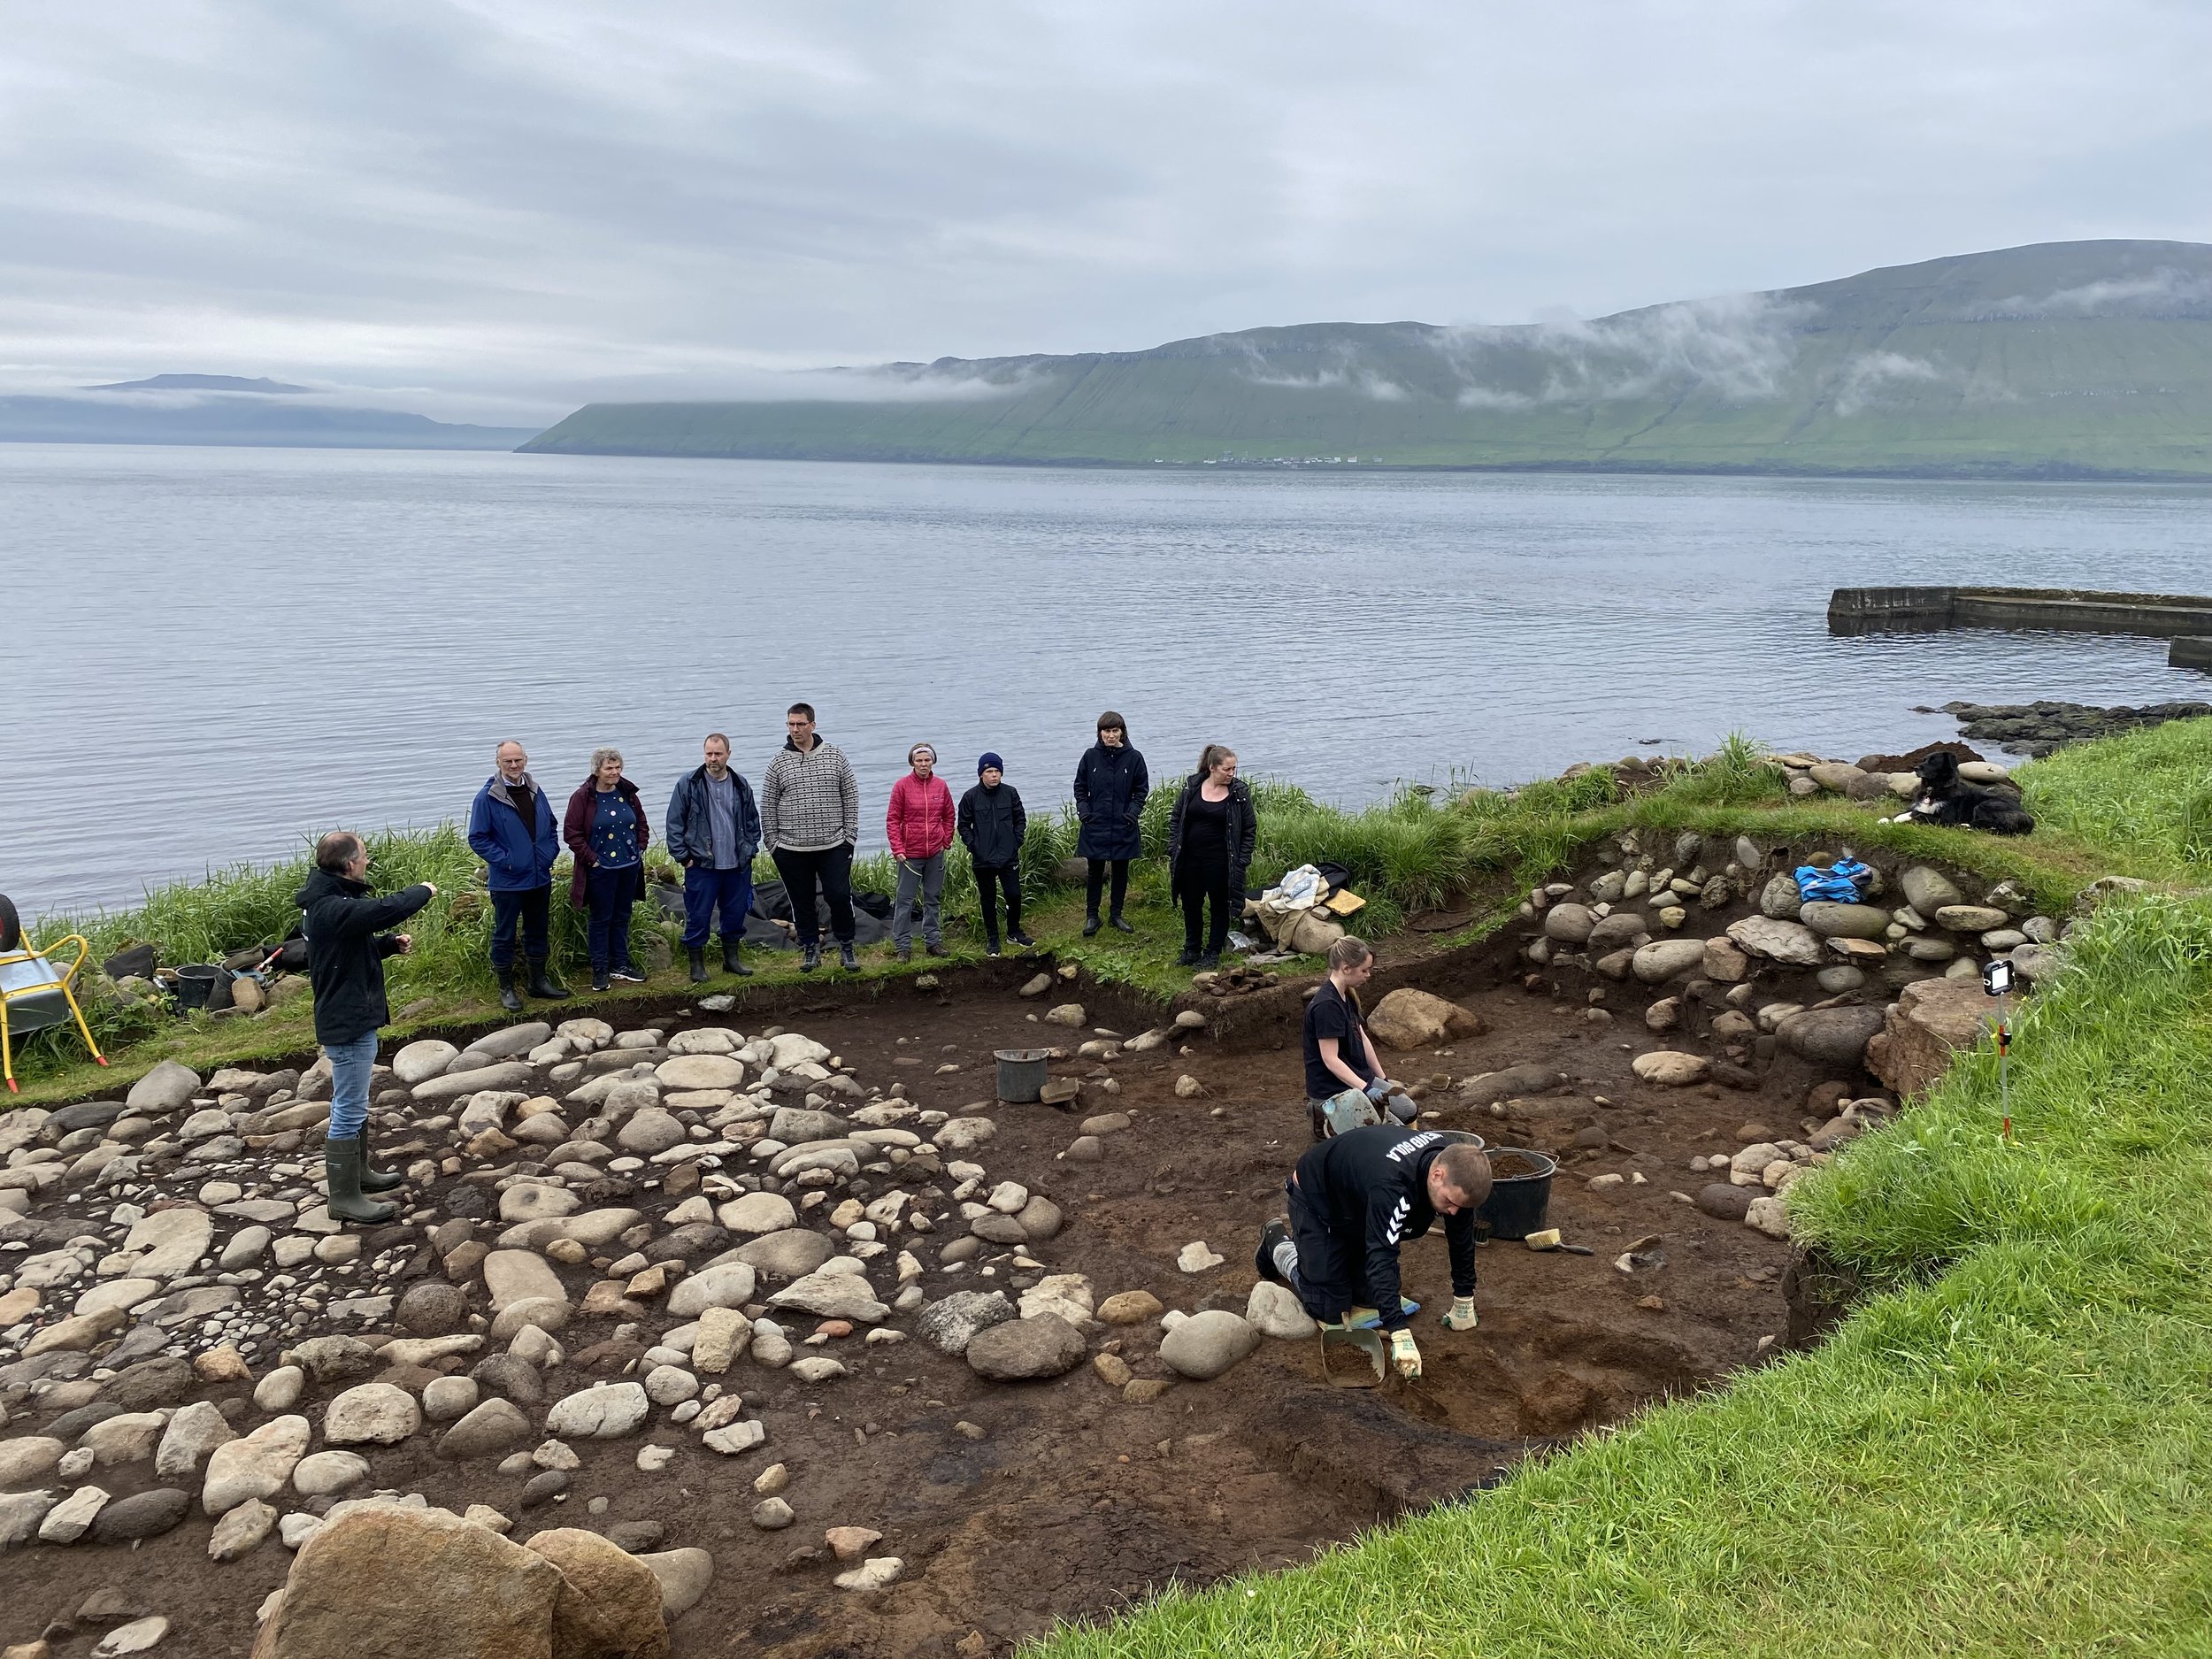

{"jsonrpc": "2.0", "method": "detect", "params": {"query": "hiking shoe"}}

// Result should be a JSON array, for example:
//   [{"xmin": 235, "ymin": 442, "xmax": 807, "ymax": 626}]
[
  {"xmin": 611, "ymin": 964, "xmax": 645, "ymax": 983},
  {"xmin": 895, "ymin": 944, "xmax": 912, "ymax": 964},
  {"xmin": 1176, "ymin": 949, "xmax": 1199, "ymax": 967},
  {"xmin": 1009, "ymin": 930, "xmax": 1035, "ymax": 948},
  {"xmin": 839, "ymin": 942, "xmax": 860, "ymax": 972},
  {"xmin": 800, "ymin": 943, "xmax": 821, "ymax": 973},
  {"xmin": 1255, "ymin": 1219, "xmax": 1293, "ymax": 1286},
  {"xmin": 1197, "ymin": 951, "xmax": 1220, "ymax": 970},
  {"xmin": 926, "ymin": 941, "xmax": 948, "ymax": 957}
]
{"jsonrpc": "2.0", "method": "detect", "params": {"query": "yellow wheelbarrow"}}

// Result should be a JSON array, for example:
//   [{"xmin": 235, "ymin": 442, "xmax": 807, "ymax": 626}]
[{"xmin": 0, "ymin": 894, "xmax": 107, "ymax": 1092}]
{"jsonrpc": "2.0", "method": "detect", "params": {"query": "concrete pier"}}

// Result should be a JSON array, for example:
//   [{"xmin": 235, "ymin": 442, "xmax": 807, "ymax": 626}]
[{"xmin": 1829, "ymin": 586, "xmax": 2212, "ymax": 641}]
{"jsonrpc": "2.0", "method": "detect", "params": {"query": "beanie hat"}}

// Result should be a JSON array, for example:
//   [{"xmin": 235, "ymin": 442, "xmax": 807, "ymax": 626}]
[{"xmin": 978, "ymin": 752, "xmax": 1004, "ymax": 776}]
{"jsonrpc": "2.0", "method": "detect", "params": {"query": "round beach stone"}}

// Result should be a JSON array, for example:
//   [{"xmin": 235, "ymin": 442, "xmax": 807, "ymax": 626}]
[
  {"xmin": 965, "ymin": 1313, "xmax": 1087, "ymax": 1380},
  {"xmin": 324, "ymin": 1383, "xmax": 421, "ymax": 1447},
  {"xmin": 718, "ymin": 1191, "xmax": 799, "ymax": 1234},
  {"xmin": 1159, "ymin": 1310, "xmax": 1262, "ymax": 1380}
]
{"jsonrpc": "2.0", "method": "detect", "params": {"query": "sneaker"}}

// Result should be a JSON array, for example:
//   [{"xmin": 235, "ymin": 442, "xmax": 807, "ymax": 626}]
[
  {"xmin": 1009, "ymin": 930, "xmax": 1035, "ymax": 948},
  {"xmin": 800, "ymin": 943, "xmax": 821, "ymax": 973},
  {"xmin": 1176, "ymin": 949, "xmax": 1199, "ymax": 967},
  {"xmin": 1255, "ymin": 1218, "xmax": 1293, "ymax": 1286},
  {"xmin": 1109, "ymin": 916, "xmax": 1135, "ymax": 934},
  {"xmin": 895, "ymin": 944, "xmax": 912, "ymax": 964},
  {"xmin": 985, "ymin": 944, "xmax": 1002, "ymax": 958},
  {"xmin": 590, "ymin": 970, "xmax": 611, "ymax": 992},
  {"xmin": 1197, "ymin": 951, "xmax": 1220, "ymax": 970},
  {"xmin": 611, "ymin": 965, "xmax": 646, "ymax": 983},
  {"xmin": 839, "ymin": 942, "xmax": 859, "ymax": 972}
]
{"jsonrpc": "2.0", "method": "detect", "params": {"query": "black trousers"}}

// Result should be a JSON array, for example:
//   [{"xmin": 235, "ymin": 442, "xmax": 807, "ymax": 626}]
[
  {"xmin": 1285, "ymin": 1177, "xmax": 1365, "ymax": 1323},
  {"xmin": 772, "ymin": 844, "xmax": 855, "ymax": 946},
  {"xmin": 1178, "ymin": 849, "xmax": 1233, "ymax": 955},
  {"xmin": 1085, "ymin": 857, "xmax": 1130, "ymax": 919},
  {"xmin": 975, "ymin": 863, "xmax": 1023, "ymax": 945},
  {"xmin": 488, "ymin": 883, "xmax": 551, "ymax": 968}
]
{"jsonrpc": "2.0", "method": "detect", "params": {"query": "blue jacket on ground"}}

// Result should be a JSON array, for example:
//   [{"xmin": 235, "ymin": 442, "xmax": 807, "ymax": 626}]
[
  {"xmin": 467, "ymin": 775, "xmax": 560, "ymax": 892},
  {"xmin": 665, "ymin": 764, "xmax": 763, "ymax": 870}
]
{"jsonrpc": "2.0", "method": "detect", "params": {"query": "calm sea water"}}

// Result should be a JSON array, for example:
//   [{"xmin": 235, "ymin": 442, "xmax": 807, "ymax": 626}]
[{"xmin": 7, "ymin": 443, "xmax": 2210, "ymax": 915}]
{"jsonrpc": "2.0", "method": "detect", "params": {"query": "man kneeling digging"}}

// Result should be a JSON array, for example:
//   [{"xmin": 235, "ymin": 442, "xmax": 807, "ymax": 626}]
[{"xmin": 1256, "ymin": 1125, "xmax": 1491, "ymax": 1379}]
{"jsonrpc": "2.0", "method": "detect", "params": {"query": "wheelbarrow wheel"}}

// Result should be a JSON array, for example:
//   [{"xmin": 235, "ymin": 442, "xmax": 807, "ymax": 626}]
[{"xmin": 0, "ymin": 893, "xmax": 19, "ymax": 955}]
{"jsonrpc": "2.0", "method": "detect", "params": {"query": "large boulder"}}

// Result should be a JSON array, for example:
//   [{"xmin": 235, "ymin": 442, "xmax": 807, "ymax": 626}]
[
  {"xmin": 413, "ymin": 1062, "xmax": 538, "ymax": 1103},
  {"xmin": 1798, "ymin": 902, "xmax": 1892, "ymax": 941},
  {"xmin": 1245, "ymin": 1281, "xmax": 1317, "ymax": 1340},
  {"xmin": 667, "ymin": 1263, "xmax": 757, "ymax": 1318},
  {"xmin": 254, "ymin": 1505, "xmax": 566, "ymax": 1659},
  {"xmin": 203, "ymin": 1415, "xmax": 311, "ymax": 1515},
  {"xmin": 391, "ymin": 1041, "xmax": 459, "ymax": 1085},
  {"xmin": 1632, "ymin": 940, "xmax": 1708, "ymax": 983},
  {"xmin": 1775, "ymin": 1005, "xmax": 1886, "ymax": 1069},
  {"xmin": 965, "ymin": 1313, "xmax": 1086, "ymax": 1380},
  {"xmin": 126, "ymin": 1059, "xmax": 200, "ymax": 1114},
  {"xmin": 1632, "ymin": 1051, "xmax": 1709, "ymax": 1087},
  {"xmin": 1866, "ymin": 976, "xmax": 1998, "ymax": 1097},
  {"xmin": 121, "ymin": 1207, "xmax": 214, "ymax": 1279},
  {"xmin": 1725, "ymin": 916, "xmax": 1824, "ymax": 966},
  {"xmin": 1159, "ymin": 1310, "xmax": 1261, "ymax": 1380},
  {"xmin": 654, "ymin": 1055, "xmax": 746, "ymax": 1092},
  {"xmin": 917, "ymin": 1291, "xmax": 1018, "ymax": 1357},
  {"xmin": 522, "ymin": 1526, "xmax": 671, "ymax": 1659},
  {"xmin": 1456, "ymin": 1064, "xmax": 1567, "ymax": 1106},
  {"xmin": 324, "ymin": 1383, "xmax": 421, "ymax": 1447},
  {"xmin": 1540, "ymin": 903, "xmax": 1597, "ymax": 944},
  {"xmin": 1585, "ymin": 911, "xmax": 1649, "ymax": 953},
  {"xmin": 1363, "ymin": 989, "xmax": 1484, "ymax": 1050}
]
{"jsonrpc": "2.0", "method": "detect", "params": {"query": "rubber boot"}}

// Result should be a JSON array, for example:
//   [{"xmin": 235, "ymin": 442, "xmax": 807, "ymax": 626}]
[
  {"xmin": 1110, "ymin": 915, "xmax": 1135, "ymax": 934},
  {"xmin": 495, "ymin": 964, "xmax": 522, "ymax": 1013},
  {"xmin": 326, "ymin": 1136, "xmax": 396, "ymax": 1225},
  {"xmin": 723, "ymin": 938, "xmax": 753, "ymax": 977},
  {"xmin": 357, "ymin": 1125, "xmax": 405, "ymax": 1194},
  {"xmin": 526, "ymin": 957, "xmax": 571, "ymax": 1001},
  {"xmin": 689, "ymin": 947, "xmax": 709, "ymax": 983}
]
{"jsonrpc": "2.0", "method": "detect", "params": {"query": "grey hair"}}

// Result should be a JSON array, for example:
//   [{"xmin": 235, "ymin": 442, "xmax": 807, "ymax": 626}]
[
  {"xmin": 590, "ymin": 747, "xmax": 624, "ymax": 775},
  {"xmin": 314, "ymin": 830, "xmax": 364, "ymax": 875},
  {"xmin": 494, "ymin": 739, "xmax": 526, "ymax": 758}
]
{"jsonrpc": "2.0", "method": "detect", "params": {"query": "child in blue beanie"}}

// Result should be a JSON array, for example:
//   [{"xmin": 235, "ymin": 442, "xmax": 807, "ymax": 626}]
[{"xmin": 958, "ymin": 752, "xmax": 1032, "ymax": 956}]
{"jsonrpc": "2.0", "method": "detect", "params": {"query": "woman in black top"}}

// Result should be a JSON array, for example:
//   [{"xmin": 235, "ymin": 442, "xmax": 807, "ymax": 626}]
[{"xmin": 1166, "ymin": 743, "xmax": 1257, "ymax": 968}]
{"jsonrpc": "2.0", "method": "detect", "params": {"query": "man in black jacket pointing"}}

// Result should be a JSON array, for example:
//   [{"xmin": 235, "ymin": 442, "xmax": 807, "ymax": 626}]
[{"xmin": 1256, "ymin": 1125, "xmax": 1491, "ymax": 1379}]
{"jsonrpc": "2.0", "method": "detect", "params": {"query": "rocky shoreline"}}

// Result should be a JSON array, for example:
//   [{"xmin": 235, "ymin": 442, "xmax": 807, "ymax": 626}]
[{"xmin": 1938, "ymin": 699, "xmax": 2212, "ymax": 758}]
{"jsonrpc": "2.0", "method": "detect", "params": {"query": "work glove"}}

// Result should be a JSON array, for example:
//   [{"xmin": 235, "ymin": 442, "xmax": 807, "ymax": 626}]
[
  {"xmin": 1388, "ymin": 1328, "xmax": 1423, "ymax": 1379},
  {"xmin": 1364, "ymin": 1076, "xmax": 1394, "ymax": 1102},
  {"xmin": 1441, "ymin": 1296, "xmax": 1479, "ymax": 1333}
]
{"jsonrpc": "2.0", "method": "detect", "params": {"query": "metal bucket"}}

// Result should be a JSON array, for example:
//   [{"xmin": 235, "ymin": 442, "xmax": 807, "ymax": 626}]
[{"xmin": 994, "ymin": 1048, "xmax": 1051, "ymax": 1102}]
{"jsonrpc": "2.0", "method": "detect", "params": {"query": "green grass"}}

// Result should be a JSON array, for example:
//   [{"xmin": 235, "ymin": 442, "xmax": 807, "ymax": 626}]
[{"xmin": 2014, "ymin": 717, "xmax": 2212, "ymax": 882}]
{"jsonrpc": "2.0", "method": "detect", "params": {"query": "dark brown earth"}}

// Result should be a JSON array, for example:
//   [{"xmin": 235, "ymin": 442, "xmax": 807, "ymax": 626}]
[{"xmin": 4, "ymin": 857, "xmax": 1877, "ymax": 1659}]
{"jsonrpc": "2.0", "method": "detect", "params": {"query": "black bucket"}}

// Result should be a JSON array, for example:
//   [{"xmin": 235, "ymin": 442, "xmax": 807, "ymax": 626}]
[
  {"xmin": 173, "ymin": 964, "xmax": 225, "ymax": 1011},
  {"xmin": 995, "ymin": 1048, "xmax": 1051, "ymax": 1102},
  {"xmin": 1476, "ymin": 1148, "xmax": 1556, "ymax": 1240}
]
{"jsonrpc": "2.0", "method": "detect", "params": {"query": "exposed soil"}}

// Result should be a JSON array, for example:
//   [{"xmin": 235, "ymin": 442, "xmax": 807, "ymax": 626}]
[{"xmin": 4, "ymin": 853, "xmax": 1883, "ymax": 1659}]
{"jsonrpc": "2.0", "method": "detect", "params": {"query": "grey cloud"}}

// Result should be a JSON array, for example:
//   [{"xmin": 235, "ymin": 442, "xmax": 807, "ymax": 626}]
[{"xmin": 1, "ymin": 2, "xmax": 2208, "ymax": 406}]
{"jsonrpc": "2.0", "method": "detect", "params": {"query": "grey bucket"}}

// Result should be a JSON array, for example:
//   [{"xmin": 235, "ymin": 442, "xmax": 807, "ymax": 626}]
[{"xmin": 994, "ymin": 1048, "xmax": 1051, "ymax": 1102}]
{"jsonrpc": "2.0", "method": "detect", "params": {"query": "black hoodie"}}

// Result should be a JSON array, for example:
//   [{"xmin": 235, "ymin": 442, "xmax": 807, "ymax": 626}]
[
  {"xmin": 1292, "ymin": 1125, "xmax": 1479, "ymax": 1332},
  {"xmin": 294, "ymin": 867, "xmax": 433, "ymax": 1046}
]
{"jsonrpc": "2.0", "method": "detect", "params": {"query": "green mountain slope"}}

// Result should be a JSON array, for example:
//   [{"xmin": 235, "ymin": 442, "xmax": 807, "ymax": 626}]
[{"xmin": 524, "ymin": 241, "xmax": 2212, "ymax": 477}]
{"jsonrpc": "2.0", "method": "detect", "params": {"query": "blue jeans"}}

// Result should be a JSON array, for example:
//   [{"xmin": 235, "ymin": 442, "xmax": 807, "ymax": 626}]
[
  {"xmin": 682, "ymin": 864, "xmax": 754, "ymax": 949},
  {"xmin": 586, "ymin": 864, "xmax": 638, "ymax": 972},
  {"xmin": 326, "ymin": 1031, "xmax": 380, "ymax": 1141}
]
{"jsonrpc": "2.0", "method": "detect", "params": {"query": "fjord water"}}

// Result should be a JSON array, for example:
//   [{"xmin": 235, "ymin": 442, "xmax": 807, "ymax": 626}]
[{"xmin": 7, "ymin": 442, "xmax": 2209, "ymax": 914}]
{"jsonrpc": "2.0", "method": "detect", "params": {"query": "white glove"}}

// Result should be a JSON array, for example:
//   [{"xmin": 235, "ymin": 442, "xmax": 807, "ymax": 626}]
[
  {"xmin": 1441, "ymin": 1296, "xmax": 1478, "ymax": 1333},
  {"xmin": 1388, "ymin": 1328, "xmax": 1422, "ymax": 1379}
]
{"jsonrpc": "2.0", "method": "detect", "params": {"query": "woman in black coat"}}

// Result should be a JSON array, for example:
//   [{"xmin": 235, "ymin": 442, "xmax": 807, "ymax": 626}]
[
  {"xmin": 1166, "ymin": 744, "xmax": 1257, "ymax": 968},
  {"xmin": 1072, "ymin": 710, "xmax": 1148, "ymax": 936}
]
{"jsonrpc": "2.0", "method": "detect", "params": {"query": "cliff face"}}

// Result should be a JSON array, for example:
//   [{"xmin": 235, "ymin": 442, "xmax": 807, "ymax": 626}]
[{"xmin": 524, "ymin": 240, "xmax": 2212, "ymax": 479}]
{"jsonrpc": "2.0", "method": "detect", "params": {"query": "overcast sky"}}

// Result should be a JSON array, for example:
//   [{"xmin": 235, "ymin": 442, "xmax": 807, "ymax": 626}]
[{"xmin": 4, "ymin": 1, "xmax": 2208, "ymax": 422}]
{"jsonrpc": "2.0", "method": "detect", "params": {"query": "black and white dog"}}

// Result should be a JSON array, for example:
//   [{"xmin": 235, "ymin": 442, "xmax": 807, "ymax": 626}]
[{"xmin": 1884, "ymin": 752, "xmax": 2036, "ymax": 836}]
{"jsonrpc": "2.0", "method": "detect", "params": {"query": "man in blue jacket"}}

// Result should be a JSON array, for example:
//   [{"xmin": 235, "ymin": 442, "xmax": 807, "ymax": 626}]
[
  {"xmin": 666, "ymin": 732, "xmax": 762, "ymax": 982},
  {"xmin": 465, "ymin": 739, "xmax": 568, "ymax": 1012}
]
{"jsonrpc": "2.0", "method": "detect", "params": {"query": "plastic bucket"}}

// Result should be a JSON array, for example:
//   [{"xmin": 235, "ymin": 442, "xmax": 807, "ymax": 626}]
[
  {"xmin": 995, "ymin": 1048, "xmax": 1051, "ymax": 1103},
  {"xmin": 1476, "ymin": 1148, "xmax": 1556, "ymax": 1240},
  {"xmin": 173, "ymin": 964, "xmax": 225, "ymax": 1011}
]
